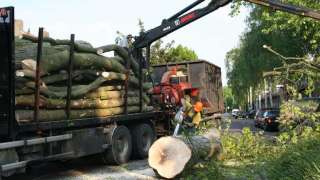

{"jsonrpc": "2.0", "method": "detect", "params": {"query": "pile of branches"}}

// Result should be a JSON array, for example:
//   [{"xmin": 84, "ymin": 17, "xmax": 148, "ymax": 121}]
[
  {"xmin": 15, "ymin": 34, "xmax": 153, "ymax": 123},
  {"xmin": 279, "ymin": 99, "xmax": 320, "ymax": 132}
]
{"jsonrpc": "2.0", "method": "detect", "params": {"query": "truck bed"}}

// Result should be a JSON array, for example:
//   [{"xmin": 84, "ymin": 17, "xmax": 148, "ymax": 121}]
[{"xmin": 17, "ymin": 111, "xmax": 161, "ymax": 133}]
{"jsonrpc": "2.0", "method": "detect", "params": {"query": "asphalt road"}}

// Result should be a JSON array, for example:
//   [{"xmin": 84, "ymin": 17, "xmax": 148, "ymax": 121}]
[
  {"xmin": 223, "ymin": 113, "xmax": 279, "ymax": 137},
  {"xmin": 7, "ymin": 116, "xmax": 277, "ymax": 180}
]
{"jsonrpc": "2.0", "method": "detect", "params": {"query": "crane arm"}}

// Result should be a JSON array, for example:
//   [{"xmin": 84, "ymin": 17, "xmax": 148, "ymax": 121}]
[
  {"xmin": 246, "ymin": 0, "xmax": 320, "ymax": 20},
  {"xmin": 133, "ymin": 0, "xmax": 320, "ymax": 49},
  {"xmin": 133, "ymin": 0, "xmax": 232, "ymax": 48}
]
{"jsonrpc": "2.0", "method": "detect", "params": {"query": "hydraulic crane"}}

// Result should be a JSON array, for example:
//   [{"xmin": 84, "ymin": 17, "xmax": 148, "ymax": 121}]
[{"xmin": 133, "ymin": 0, "xmax": 320, "ymax": 64}]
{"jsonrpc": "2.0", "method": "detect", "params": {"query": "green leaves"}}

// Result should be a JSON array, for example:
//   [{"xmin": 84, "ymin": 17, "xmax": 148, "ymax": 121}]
[
  {"xmin": 226, "ymin": 0, "xmax": 320, "ymax": 105},
  {"xmin": 150, "ymin": 40, "xmax": 198, "ymax": 65}
]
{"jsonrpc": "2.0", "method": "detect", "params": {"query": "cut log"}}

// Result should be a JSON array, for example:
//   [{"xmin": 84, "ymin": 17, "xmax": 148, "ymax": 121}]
[
  {"xmin": 15, "ymin": 39, "xmax": 69, "ymax": 61},
  {"xmin": 19, "ymin": 51, "xmax": 126, "ymax": 76},
  {"xmin": 22, "ymin": 34, "xmax": 97, "ymax": 53},
  {"xmin": 16, "ymin": 106, "xmax": 154, "ymax": 122},
  {"xmin": 47, "ymin": 85, "xmax": 122, "ymax": 93},
  {"xmin": 15, "ymin": 87, "xmax": 34, "ymax": 95},
  {"xmin": 25, "ymin": 73, "xmax": 127, "ymax": 98},
  {"xmin": 16, "ymin": 95, "xmax": 142, "ymax": 109},
  {"xmin": 148, "ymin": 128, "xmax": 222, "ymax": 179},
  {"xmin": 85, "ymin": 90, "xmax": 150, "ymax": 103},
  {"xmin": 97, "ymin": 44, "xmax": 140, "ymax": 77}
]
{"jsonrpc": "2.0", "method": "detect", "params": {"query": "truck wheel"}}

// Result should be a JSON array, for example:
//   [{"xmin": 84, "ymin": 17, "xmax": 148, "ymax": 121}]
[
  {"xmin": 131, "ymin": 123, "xmax": 156, "ymax": 159},
  {"xmin": 102, "ymin": 126, "xmax": 132, "ymax": 165}
]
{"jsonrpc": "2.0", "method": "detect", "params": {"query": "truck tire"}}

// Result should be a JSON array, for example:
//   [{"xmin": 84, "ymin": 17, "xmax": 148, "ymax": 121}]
[
  {"xmin": 131, "ymin": 123, "xmax": 156, "ymax": 159},
  {"xmin": 102, "ymin": 126, "xmax": 132, "ymax": 165}
]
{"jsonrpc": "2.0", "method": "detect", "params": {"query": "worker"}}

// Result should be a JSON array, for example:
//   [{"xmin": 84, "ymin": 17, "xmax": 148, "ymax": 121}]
[
  {"xmin": 127, "ymin": 34, "xmax": 134, "ymax": 48},
  {"xmin": 115, "ymin": 31, "xmax": 128, "ymax": 48},
  {"xmin": 182, "ymin": 95, "xmax": 203, "ymax": 128}
]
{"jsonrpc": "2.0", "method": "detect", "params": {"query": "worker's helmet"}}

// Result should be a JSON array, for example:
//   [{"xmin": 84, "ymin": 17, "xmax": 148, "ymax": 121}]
[{"xmin": 193, "ymin": 101, "xmax": 203, "ymax": 112}]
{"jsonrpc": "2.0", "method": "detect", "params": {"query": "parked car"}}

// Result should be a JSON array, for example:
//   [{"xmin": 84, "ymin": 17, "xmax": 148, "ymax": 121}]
[
  {"xmin": 254, "ymin": 109, "xmax": 266, "ymax": 127},
  {"xmin": 262, "ymin": 109, "xmax": 280, "ymax": 131},
  {"xmin": 255, "ymin": 109, "xmax": 280, "ymax": 131},
  {"xmin": 232, "ymin": 109, "xmax": 240, "ymax": 119},
  {"xmin": 244, "ymin": 109, "xmax": 256, "ymax": 119}
]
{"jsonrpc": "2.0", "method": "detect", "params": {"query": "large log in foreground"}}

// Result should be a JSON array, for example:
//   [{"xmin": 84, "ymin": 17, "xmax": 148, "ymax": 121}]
[{"xmin": 148, "ymin": 129, "xmax": 222, "ymax": 179}]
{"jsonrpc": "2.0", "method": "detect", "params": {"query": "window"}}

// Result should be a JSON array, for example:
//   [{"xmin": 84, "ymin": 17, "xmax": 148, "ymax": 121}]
[
  {"xmin": 170, "ymin": 77, "xmax": 179, "ymax": 84},
  {"xmin": 180, "ymin": 76, "xmax": 188, "ymax": 83}
]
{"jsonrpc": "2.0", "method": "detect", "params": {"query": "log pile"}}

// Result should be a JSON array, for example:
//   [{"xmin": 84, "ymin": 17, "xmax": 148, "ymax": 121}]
[{"xmin": 15, "ymin": 34, "xmax": 153, "ymax": 123}]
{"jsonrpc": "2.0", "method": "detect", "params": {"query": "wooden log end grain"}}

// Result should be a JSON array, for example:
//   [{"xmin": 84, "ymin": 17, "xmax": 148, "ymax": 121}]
[{"xmin": 148, "ymin": 136, "xmax": 192, "ymax": 179}]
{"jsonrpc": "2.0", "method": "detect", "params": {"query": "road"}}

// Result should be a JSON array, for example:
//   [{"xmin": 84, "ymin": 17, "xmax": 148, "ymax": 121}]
[
  {"xmin": 224, "ymin": 113, "xmax": 279, "ymax": 137},
  {"xmin": 7, "ymin": 116, "xmax": 277, "ymax": 180}
]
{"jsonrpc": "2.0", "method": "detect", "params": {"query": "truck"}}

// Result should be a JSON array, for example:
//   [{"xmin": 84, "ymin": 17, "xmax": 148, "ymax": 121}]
[
  {"xmin": 0, "ymin": 0, "xmax": 320, "ymax": 177},
  {"xmin": 152, "ymin": 60, "xmax": 224, "ymax": 115}
]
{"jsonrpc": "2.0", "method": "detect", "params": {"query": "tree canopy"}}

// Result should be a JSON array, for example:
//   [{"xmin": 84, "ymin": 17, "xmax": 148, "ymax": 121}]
[
  {"xmin": 225, "ymin": 0, "xmax": 320, "ymax": 106},
  {"xmin": 137, "ymin": 19, "xmax": 198, "ymax": 65},
  {"xmin": 150, "ymin": 40, "xmax": 198, "ymax": 65}
]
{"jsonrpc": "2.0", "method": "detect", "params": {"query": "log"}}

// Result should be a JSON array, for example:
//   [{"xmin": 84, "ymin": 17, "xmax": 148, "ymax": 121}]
[
  {"xmin": 47, "ymin": 85, "xmax": 122, "ymax": 93},
  {"xmin": 15, "ymin": 39, "xmax": 68, "ymax": 61},
  {"xmin": 25, "ymin": 73, "xmax": 127, "ymax": 98},
  {"xmin": 97, "ymin": 44, "xmax": 140, "ymax": 77},
  {"xmin": 19, "ymin": 51, "xmax": 126, "ymax": 76},
  {"xmin": 15, "ymin": 87, "xmax": 34, "ymax": 95},
  {"xmin": 148, "ymin": 128, "xmax": 222, "ymax": 179},
  {"xmin": 85, "ymin": 90, "xmax": 150, "ymax": 103},
  {"xmin": 15, "ymin": 106, "xmax": 154, "ymax": 122},
  {"xmin": 21, "ymin": 34, "xmax": 97, "ymax": 53},
  {"xmin": 16, "ymin": 95, "xmax": 142, "ymax": 109}
]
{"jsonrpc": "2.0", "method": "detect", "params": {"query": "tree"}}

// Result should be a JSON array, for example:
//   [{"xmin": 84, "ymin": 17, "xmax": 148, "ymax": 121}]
[
  {"xmin": 223, "ymin": 86, "xmax": 237, "ymax": 111},
  {"xmin": 150, "ymin": 40, "xmax": 198, "ymax": 65},
  {"xmin": 137, "ymin": 20, "xmax": 198, "ymax": 65},
  {"xmin": 225, "ymin": 1, "xmax": 320, "ymax": 105}
]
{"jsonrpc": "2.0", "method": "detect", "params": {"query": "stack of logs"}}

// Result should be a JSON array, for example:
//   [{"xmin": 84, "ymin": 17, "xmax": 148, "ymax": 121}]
[{"xmin": 15, "ymin": 34, "xmax": 153, "ymax": 123}]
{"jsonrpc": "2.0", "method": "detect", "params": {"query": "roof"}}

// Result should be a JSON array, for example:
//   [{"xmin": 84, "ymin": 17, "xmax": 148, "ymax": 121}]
[{"xmin": 152, "ymin": 59, "xmax": 221, "ymax": 69}]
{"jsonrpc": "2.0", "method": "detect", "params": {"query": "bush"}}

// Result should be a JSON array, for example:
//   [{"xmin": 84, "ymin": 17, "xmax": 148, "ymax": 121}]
[
  {"xmin": 260, "ymin": 133, "xmax": 320, "ymax": 180},
  {"xmin": 221, "ymin": 128, "xmax": 276, "ymax": 162}
]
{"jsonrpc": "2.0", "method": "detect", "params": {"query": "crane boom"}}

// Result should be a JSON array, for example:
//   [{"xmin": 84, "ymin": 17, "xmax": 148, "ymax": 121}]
[
  {"xmin": 133, "ymin": 0, "xmax": 320, "ymax": 49},
  {"xmin": 246, "ymin": 0, "xmax": 320, "ymax": 20}
]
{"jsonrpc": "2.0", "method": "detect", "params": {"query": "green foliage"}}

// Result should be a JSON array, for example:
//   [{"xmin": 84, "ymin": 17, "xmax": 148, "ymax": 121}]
[
  {"xmin": 223, "ymin": 86, "xmax": 237, "ymax": 111},
  {"xmin": 137, "ymin": 20, "xmax": 198, "ymax": 65},
  {"xmin": 222, "ymin": 128, "xmax": 276, "ymax": 162},
  {"xmin": 279, "ymin": 99, "xmax": 320, "ymax": 132},
  {"xmin": 187, "ymin": 102, "xmax": 320, "ymax": 179},
  {"xmin": 184, "ymin": 160, "xmax": 224, "ymax": 180},
  {"xmin": 150, "ymin": 40, "xmax": 198, "ymax": 65},
  {"xmin": 262, "ymin": 133, "xmax": 320, "ymax": 180},
  {"xmin": 226, "ymin": 0, "xmax": 320, "ymax": 105}
]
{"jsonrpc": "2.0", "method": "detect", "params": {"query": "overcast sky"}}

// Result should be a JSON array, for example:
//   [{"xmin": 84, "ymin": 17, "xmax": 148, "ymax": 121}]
[{"xmin": 1, "ymin": 0, "xmax": 248, "ymax": 85}]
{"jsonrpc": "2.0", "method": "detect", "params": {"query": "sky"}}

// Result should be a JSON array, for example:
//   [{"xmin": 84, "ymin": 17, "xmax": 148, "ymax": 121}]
[{"xmin": 0, "ymin": 0, "xmax": 248, "ymax": 85}]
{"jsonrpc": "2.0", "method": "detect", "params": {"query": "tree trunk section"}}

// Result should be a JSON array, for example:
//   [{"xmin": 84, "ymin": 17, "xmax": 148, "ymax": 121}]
[
  {"xmin": 16, "ymin": 106, "xmax": 154, "ymax": 122},
  {"xmin": 148, "ymin": 129, "xmax": 222, "ymax": 179},
  {"xmin": 16, "ymin": 95, "xmax": 142, "ymax": 109}
]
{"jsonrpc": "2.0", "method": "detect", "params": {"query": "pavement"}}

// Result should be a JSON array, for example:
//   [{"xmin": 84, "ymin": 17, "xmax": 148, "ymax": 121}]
[{"xmin": 7, "ymin": 115, "xmax": 278, "ymax": 180}]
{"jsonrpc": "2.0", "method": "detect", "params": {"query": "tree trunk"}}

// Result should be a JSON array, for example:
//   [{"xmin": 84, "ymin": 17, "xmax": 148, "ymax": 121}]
[
  {"xmin": 16, "ymin": 95, "xmax": 142, "ymax": 109},
  {"xmin": 97, "ymin": 44, "xmax": 140, "ymax": 77},
  {"xmin": 85, "ymin": 90, "xmax": 150, "ymax": 103},
  {"xmin": 148, "ymin": 129, "xmax": 222, "ymax": 179},
  {"xmin": 19, "ymin": 51, "xmax": 125, "ymax": 76},
  {"xmin": 16, "ymin": 106, "xmax": 154, "ymax": 122},
  {"xmin": 21, "ymin": 34, "xmax": 97, "ymax": 54},
  {"xmin": 24, "ymin": 72, "xmax": 127, "ymax": 98},
  {"xmin": 15, "ymin": 38, "xmax": 69, "ymax": 61}
]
